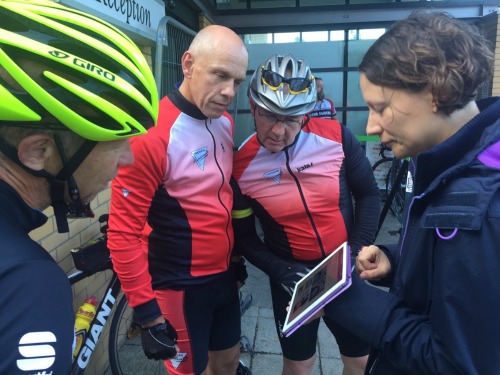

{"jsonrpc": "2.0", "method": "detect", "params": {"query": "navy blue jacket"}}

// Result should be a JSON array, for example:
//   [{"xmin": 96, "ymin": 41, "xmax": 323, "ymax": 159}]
[
  {"xmin": 325, "ymin": 97, "xmax": 500, "ymax": 374},
  {"xmin": 0, "ymin": 181, "xmax": 74, "ymax": 374}
]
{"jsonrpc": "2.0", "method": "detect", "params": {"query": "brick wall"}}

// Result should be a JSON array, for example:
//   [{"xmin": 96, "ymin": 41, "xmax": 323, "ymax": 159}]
[
  {"xmin": 493, "ymin": 10, "xmax": 500, "ymax": 97},
  {"xmin": 477, "ymin": 10, "xmax": 500, "ymax": 98},
  {"xmin": 199, "ymin": 14, "xmax": 213, "ymax": 29}
]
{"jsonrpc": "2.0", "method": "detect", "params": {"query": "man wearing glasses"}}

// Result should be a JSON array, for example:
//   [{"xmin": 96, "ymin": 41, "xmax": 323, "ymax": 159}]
[{"xmin": 231, "ymin": 54, "xmax": 380, "ymax": 375}]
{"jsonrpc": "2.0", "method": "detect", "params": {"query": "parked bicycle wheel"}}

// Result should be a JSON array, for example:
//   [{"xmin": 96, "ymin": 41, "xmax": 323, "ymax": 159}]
[
  {"xmin": 372, "ymin": 156, "xmax": 394, "ymax": 202},
  {"xmin": 386, "ymin": 158, "xmax": 408, "ymax": 223},
  {"xmin": 108, "ymin": 294, "xmax": 168, "ymax": 375}
]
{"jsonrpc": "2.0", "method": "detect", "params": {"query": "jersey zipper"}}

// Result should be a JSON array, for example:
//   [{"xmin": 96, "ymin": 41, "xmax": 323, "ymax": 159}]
[
  {"xmin": 205, "ymin": 119, "xmax": 233, "ymax": 266},
  {"xmin": 284, "ymin": 148, "xmax": 327, "ymax": 258}
]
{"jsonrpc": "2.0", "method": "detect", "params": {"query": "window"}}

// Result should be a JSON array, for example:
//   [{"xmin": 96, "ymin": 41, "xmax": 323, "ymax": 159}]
[
  {"xmin": 274, "ymin": 32, "xmax": 300, "ymax": 43},
  {"xmin": 330, "ymin": 30, "xmax": 344, "ymax": 41},
  {"xmin": 244, "ymin": 33, "xmax": 272, "ymax": 44},
  {"xmin": 302, "ymin": 31, "xmax": 329, "ymax": 42},
  {"xmin": 359, "ymin": 28, "xmax": 386, "ymax": 39}
]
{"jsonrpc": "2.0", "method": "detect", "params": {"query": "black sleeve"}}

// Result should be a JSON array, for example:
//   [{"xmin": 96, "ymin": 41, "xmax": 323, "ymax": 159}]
[
  {"xmin": 231, "ymin": 177, "xmax": 311, "ymax": 283},
  {"xmin": 342, "ymin": 126, "xmax": 381, "ymax": 254}
]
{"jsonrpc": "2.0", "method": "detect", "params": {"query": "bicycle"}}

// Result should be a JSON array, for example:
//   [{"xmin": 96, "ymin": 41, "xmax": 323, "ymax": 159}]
[
  {"xmin": 386, "ymin": 157, "xmax": 409, "ymax": 224},
  {"xmin": 370, "ymin": 144, "xmax": 409, "ymax": 238},
  {"xmin": 68, "ymin": 215, "xmax": 129, "ymax": 375},
  {"xmin": 69, "ymin": 215, "xmax": 253, "ymax": 375}
]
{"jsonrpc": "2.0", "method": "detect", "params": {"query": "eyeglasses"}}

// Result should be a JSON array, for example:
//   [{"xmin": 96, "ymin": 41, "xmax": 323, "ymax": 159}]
[
  {"xmin": 257, "ymin": 109, "xmax": 303, "ymax": 128},
  {"xmin": 261, "ymin": 68, "xmax": 312, "ymax": 94}
]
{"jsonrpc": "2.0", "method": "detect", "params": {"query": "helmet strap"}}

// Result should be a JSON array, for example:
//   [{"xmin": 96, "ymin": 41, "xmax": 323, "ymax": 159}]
[
  {"xmin": 52, "ymin": 135, "xmax": 97, "ymax": 233},
  {"xmin": 0, "ymin": 134, "xmax": 96, "ymax": 233},
  {"xmin": 302, "ymin": 115, "xmax": 310, "ymax": 128}
]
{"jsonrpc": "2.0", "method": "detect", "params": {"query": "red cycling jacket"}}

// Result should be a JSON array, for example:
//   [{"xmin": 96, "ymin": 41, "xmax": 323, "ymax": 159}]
[
  {"xmin": 107, "ymin": 90, "xmax": 234, "ymax": 323},
  {"xmin": 232, "ymin": 117, "xmax": 379, "ymax": 262}
]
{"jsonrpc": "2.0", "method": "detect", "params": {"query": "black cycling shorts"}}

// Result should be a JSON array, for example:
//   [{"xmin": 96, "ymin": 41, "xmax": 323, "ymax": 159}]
[
  {"xmin": 270, "ymin": 281, "xmax": 370, "ymax": 361},
  {"xmin": 156, "ymin": 271, "xmax": 241, "ymax": 374}
]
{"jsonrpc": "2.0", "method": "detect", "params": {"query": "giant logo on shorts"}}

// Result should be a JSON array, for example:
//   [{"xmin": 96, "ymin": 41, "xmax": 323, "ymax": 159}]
[{"xmin": 17, "ymin": 331, "xmax": 56, "ymax": 371}]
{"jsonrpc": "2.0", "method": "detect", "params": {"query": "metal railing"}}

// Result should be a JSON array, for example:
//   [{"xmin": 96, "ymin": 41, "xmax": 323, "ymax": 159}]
[{"xmin": 154, "ymin": 16, "xmax": 196, "ymax": 98}]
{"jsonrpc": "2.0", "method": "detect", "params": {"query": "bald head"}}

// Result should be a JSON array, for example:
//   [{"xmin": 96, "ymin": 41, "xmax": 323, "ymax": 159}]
[
  {"xmin": 179, "ymin": 25, "xmax": 248, "ymax": 119},
  {"xmin": 188, "ymin": 25, "xmax": 246, "ymax": 59}
]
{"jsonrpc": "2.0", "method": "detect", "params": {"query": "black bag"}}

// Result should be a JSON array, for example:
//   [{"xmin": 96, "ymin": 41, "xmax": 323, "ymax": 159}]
[{"xmin": 71, "ymin": 236, "xmax": 110, "ymax": 273}]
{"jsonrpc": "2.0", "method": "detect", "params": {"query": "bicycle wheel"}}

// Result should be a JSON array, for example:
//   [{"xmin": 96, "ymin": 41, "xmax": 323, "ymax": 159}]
[
  {"xmin": 386, "ymin": 158, "xmax": 408, "ymax": 223},
  {"xmin": 108, "ymin": 294, "xmax": 168, "ymax": 375},
  {"xmin": 372, "ymin": 156, "xmax": 394, "ymax": 202}
]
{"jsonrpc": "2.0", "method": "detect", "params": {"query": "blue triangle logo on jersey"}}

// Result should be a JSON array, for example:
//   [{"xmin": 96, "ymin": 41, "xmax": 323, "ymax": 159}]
[
  {"xmin": 264, "ymin": 168, "xmax": 282, "ymax": 184},
  {"xmin": 191, "ymin": 147, "xmax": 208, "ymax": 170}
]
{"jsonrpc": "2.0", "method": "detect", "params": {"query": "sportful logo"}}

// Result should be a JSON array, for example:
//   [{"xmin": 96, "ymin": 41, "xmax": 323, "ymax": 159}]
[
  {"xmin": 49, "ymin": 50, "xmax": 116, "ymax": 82},
  {"xmin": 17, "ymin": 331, "xmax": 56, "ymax": 372},
  {"xmin": 191, "ymin": 147, "xmax": 209, "ymax": 170},
  {"xmin": 264, "ymin": 168, "xmax": 282, "ymax": 184}
]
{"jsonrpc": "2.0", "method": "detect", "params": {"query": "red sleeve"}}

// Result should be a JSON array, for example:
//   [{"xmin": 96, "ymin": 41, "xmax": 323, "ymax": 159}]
[
  {"xmin": 233, "ymin": 135, "xmax": 260, "ymax": 181},
  {"xmin": 327, "ymin": 99, "xmax": 336, "ymax": 116},
  {"xmin": 107, "ymin": 101, "xmax": 170, "ymax": 309}
]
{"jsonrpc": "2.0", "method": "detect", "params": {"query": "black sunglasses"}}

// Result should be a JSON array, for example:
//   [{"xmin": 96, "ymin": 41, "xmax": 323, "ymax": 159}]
[{"xmin": 260, "ymin": 68, "xmax": 312, "ymax": 94}]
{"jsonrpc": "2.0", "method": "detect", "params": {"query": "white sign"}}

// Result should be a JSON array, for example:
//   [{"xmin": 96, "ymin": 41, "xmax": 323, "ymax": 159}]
[{"xmin": 59, "ymin": 0, "xmax": 165, "ymax": 42}]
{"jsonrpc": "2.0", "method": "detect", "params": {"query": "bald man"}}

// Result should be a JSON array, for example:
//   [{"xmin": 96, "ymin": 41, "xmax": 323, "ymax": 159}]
[{"xmin": 108, "ymin": 25, "xmax": 249, "ymax": 375}]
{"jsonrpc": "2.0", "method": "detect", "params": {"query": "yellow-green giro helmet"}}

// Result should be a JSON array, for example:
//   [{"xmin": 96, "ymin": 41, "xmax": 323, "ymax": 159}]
[
  {"xmin": 249, "ymin": 54, "xmax": 316, "ymax": 117},
  {"xmin": 0, "ymin": 0, "xmax": 158, "ymax": 141}
]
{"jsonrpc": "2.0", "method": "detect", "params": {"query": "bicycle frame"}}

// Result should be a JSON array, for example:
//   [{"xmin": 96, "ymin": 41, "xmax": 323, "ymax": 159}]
[
  {"xmin": 69, "ymin": 259, "xmax": 122, "ymax": 375},
  {"xmin": 375, "ymin": 158, "xmax": 409, "ymax": 238}
]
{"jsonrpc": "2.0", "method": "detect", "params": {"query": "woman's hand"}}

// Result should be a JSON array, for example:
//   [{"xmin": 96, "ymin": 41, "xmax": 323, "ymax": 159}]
[{"xmin": 356, "ymin": 245, "xmax": 391, "ymax": 280}]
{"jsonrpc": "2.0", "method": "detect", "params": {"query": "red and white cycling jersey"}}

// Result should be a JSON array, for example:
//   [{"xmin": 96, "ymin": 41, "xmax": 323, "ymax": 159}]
[
  {"xmin": 233, "ymin": 117, "xmax": 379, "ymax": 262},
  {"xmin": 108, "ymin": 91, "xmax": 234, "ymax": 317}
]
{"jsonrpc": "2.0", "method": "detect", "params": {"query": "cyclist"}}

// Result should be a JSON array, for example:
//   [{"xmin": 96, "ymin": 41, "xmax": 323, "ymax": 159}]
[
  {"xmin": 231, "ymin": 54, "xmax": 380, "ymax": 375},
  {"xmin": 107, "ymin": 25, "xmax": 249, "ymax": 375},
  {"xmin": 324, "ymin": 12, "xmax": 500, "ymax": 374},
  {"xmin": 309, "ymin": 77, "xmax": 338, "ymax": 120},
  {"xmin": 0, "ymin": 1, "xmax": 157, "ymax": 373}
]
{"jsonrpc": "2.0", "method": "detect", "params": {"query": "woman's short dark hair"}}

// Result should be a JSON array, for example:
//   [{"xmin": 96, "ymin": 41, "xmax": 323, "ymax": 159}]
[{"xmin": 359, "ymin": 12, "xmax": 494, "ymax": 115}]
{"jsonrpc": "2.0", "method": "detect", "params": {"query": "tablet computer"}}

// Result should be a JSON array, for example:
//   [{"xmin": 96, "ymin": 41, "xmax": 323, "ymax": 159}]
[{"xmin": 281, "ymin": 241, "xmax": 352, "ymax": 337}]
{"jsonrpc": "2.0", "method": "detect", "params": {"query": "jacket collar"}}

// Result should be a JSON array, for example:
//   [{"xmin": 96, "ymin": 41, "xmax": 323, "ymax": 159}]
[
  {"xmin": 414, "ymin": 97, "xmax": 500, "ymax": 195},
  {"xmin": 168, "ymin": 89, "xmax": 208, "ymax": 120},
  {"xmin": 0, "ymin": 180, "xmax": 48, "ymax": 232}
]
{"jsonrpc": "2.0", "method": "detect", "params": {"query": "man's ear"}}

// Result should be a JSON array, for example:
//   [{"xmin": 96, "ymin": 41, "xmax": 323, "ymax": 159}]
[
  {"xmin": 249, "ymin": 98, "xmax": 256, "ymax": 116},
  {"xmin": 17, "ymin": 134, "xmax": 56, "ymax": 171},
  {"xmin": 181, "ymin": 51, "xmax": 194, "ymax": 79}
]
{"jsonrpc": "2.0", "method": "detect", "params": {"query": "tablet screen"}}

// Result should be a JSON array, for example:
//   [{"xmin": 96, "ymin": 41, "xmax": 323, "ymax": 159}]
[{"xmin": 281, "ymin": 241, "xmax": 351, "ymax": 337}]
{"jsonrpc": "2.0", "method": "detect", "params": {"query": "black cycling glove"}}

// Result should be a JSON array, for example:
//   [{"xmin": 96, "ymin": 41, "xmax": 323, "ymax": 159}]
[
  {"xmin": 141, "ymin": 321, "xmax": 178, "ymax": 360},
  {"xmin": 230, "ymin": 257, "xmax": 249, "ymax": 286},
  {"xmin": 279, "ymin": 263, "xmax": 312, "ymax": 297}
]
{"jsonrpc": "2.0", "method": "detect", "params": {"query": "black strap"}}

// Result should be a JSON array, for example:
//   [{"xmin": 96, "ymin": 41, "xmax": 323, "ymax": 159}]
[{"xmin": 0, "ymin": 134, "xmax": 97, "ymax": 233}]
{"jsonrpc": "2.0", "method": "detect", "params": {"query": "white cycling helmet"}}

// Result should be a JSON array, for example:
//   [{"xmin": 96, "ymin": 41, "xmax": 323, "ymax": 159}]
[{"xmin": 249, "ymin": 54, "xmax": 316, "ymax": 116}]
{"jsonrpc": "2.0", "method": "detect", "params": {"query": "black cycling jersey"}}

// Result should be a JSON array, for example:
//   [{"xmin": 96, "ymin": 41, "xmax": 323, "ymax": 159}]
[{"xmin": 0, "ymin": 181, "xmax": 74, "ymax": 374}]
